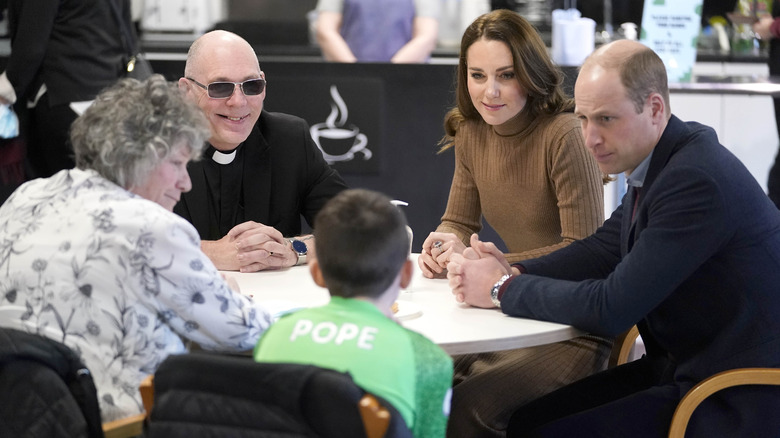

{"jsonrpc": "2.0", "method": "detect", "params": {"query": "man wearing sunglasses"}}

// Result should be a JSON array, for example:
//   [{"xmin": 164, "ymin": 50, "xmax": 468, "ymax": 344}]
[{"xmin": 176, "ymin": 30, "xmax": 348, "ymax": 272}]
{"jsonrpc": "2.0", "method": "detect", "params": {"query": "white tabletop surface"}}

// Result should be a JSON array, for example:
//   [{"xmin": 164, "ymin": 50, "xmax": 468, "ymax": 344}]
[{"xmin": 224, "ymin": 255, "xmax": 584, "ymax": 355}]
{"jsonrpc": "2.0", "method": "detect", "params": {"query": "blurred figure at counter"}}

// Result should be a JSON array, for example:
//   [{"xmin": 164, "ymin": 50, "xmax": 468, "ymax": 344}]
[
  {"xmin": 314, "ymin": 0, "xmax": 440, "ymax": 63},
  {"xmin": 0, "ymin": 0, "xmax": 129, "ymax": 179},
  {"xmin": 176, "ymin": 30, "xmax": 348, "ymax": 273},
  {"xmin": 418, "ymin": 10, "xmax": 609, "ymax": 438},
  {"xmin": 753, "ymin": 0, "xmax": 780, "ymax": 208}
]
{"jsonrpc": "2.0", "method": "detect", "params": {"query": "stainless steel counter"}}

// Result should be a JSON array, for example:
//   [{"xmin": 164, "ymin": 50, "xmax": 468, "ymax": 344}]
[{"xmin": 671, "ymin": 75, "xmax": 780, "ymax": 96}]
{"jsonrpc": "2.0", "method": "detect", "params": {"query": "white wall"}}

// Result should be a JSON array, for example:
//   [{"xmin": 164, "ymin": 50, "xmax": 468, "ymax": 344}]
[
  {"xmin": 673, "ymin": 62, "xmax": 775, "ymax": 194},
  {"xmin": 604, "ymin": 61, "xmax": 777, "ymax": 217}
]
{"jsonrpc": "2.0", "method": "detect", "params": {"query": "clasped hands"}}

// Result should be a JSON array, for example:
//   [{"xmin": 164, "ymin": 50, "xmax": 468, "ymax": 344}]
[
  {"xmin": 421, "ymin": 233, "xmax": 517, "ymax": 308},
  {"xmin": 202, "ymin": 221, "xmax": 304, "ymax": 272},
  {"xmin": 418, "ymin": 232, "xmax": 468, "ymax": 278}
]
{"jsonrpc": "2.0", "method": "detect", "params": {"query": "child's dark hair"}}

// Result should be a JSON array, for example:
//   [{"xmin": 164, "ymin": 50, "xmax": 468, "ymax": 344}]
[{"xmin": 313, "ymin": 189, "xmax": 410, "ymax": 298}]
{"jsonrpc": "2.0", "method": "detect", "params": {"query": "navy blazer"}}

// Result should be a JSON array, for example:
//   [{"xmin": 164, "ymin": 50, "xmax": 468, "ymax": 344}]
[
  {"xmin": 501, "ymin": 115, "xmax": 780, "ymax": 433},
  {"xmin": 175, "ymin": 110, "xmax": 348, "ymax": 240}
]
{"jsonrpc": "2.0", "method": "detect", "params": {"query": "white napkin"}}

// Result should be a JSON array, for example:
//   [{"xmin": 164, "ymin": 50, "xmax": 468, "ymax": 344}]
[
  {"xmin": 261, "ymin": 299, "xmax": 307, "ymax": 322},
  {"xmin": 552, "ymin": 9, "xmax": 596, "ymax": 66}
]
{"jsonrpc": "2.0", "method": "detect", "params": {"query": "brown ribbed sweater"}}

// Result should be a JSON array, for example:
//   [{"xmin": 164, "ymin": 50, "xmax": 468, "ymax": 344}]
[{"xmin": 436, "ymin": 110, "xmax": 604, "ymax": 263}]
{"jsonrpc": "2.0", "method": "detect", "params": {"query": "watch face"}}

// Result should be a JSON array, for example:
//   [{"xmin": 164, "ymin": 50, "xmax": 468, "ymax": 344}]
[{"xmin": 292, "ymin": 240, "xmax": 308, "ymax": 254}]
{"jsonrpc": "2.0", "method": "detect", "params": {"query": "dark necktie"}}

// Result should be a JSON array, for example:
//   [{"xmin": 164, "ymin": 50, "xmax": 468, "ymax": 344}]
[{"xmin": 631, "ymin": 187, "xmax": 641, "ymax": 221}]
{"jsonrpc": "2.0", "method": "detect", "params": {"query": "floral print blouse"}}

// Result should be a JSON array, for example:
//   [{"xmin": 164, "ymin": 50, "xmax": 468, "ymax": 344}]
[{"xmin": 0, "ymin": 169, "xmax": 272, "ymax": 422}]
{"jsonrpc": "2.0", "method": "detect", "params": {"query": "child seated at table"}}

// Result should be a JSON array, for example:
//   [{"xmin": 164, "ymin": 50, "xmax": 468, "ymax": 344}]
[{"xmin": 253, "ymin": 188, "xmax": 453, "ymax": 438}]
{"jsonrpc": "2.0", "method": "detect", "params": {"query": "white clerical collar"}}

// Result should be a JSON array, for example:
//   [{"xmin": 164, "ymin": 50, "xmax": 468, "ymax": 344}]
[{"xmin": 211, "ymin": 148, "xmax": 237, "ymax": 165}]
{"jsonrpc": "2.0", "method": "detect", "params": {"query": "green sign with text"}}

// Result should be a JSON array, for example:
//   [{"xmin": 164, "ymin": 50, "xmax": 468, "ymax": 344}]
[{"xmin": 640, "ymin": 0, "xmax": 703, "ymax": 82}]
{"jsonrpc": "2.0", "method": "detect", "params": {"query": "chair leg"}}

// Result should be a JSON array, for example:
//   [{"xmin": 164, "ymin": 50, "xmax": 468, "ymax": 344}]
[
  {"xmin": 359, "ymin": 394, "xmax": 391, "ymax": 438},
  {"xmin": 139, "ymin": 375, "xmax": 154, "ymax": 414},
  {"xmin": 102, "ymin": 413, "xmax": 146, "ymax": 438},
  {"xmin": 608, "ymin": 325, "xmax": 640, "ymax": 368}
]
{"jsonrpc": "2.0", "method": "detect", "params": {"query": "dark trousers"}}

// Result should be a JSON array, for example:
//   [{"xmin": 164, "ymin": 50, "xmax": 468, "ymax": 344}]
[
  {"xmin": 768, "ymin": 31, "xmax": 780, "ymax": 209},
  {"xmin": 768, "ymin": 97, "xmax": 780, "ymax": 209},
  {"xmin": 26, "ymin": 93, "xmax": 78, "ymax": 178},
  {"xmin": 506, "ymin": 356, "xmax": 678, "ymax": 438}
]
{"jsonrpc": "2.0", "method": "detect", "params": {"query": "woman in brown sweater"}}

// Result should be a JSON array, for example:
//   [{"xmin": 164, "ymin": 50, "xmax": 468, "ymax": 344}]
[{"xmin": 418, "ymin": 10, "xmax": 611, "ymax": 438}]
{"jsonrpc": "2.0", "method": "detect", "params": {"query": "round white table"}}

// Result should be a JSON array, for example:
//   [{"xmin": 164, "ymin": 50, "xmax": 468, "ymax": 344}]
[{"xmin": 224, "ymin": 255, "xmax": 584, "ymax": 355}]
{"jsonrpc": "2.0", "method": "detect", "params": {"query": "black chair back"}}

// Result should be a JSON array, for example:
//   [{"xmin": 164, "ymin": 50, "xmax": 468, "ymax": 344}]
[
  {"xmin": 0, "ymin": 327, "xmax": 104, "ymax": 438},
  {"xmin": 146, "ymin": 352, "xmax": 412, "ymax": 438}
]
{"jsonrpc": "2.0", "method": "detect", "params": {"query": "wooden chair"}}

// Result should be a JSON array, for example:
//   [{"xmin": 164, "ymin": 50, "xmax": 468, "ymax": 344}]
[
  {"xmin": 144, "ymin": 354, "xmax": 411, "ymax": 437},
  {"xmin": 135, "ymin": 369, "xmax": 395, "ymax": 438},
  {"xmin": 608, "ymin": 326, "xmax": 780, "ymax": 437},
  {"xmin": 102, "ymin": 414, "xmax": 146, "ymax": 438},
  {"xmin": 134, "ymin": 369, "xmax": 394, "ymax": 438},
  {"xmin": 359, "ymin": 393, "xmax": 391, "ymax": 438},
  {"xmin": 139, "ymin": 375, "xmax": 155, "ymax": 414},
  {"xmin": 608, "ymin": 325, "xmax": 641, "ymax": 368},
  {"xmin": 101, "ymin": 375, "xmax": 155, "ymax": 438},
  {"xmin": 667, "ymin": 367, "xmax": 780, "ymax": 438}
]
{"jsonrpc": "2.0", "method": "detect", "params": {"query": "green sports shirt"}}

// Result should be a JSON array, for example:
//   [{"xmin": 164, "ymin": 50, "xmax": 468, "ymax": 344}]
[{"xmin": 254, "ymin": 297, "xmax": 453, "ymax": 438}]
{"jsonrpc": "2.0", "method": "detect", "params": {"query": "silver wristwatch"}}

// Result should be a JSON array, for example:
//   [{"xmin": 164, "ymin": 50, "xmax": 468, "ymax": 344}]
[
  {"xmin": 290, "ymin": 239, "xmax": 307, "ymax": 265},
  {"xmin": 490, "ymin": 274, "xmax": 512, "ymax": 308},
  {"xmin": 289, "ymin": 235, "xmax": 314, "ymax": 266}
]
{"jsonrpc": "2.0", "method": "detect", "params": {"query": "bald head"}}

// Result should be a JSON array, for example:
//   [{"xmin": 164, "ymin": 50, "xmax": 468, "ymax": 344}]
[
  {"xmin": 583, "ymin": 39, "xmax": 649, "ymax": 72},
  {"xmin": 185, "ymin": 30, "xmax": 260, "ymax": 78},
  {"xmin": 179, "ymin": 30, "xmax": 265, "ymax": 152},
  {"xmin": 579, "ymin": 40, "xmax": 670, "ymax": 116},
  {"xmin": 573, "ymin": 40, "xmax": 670, "ymax": 176}
]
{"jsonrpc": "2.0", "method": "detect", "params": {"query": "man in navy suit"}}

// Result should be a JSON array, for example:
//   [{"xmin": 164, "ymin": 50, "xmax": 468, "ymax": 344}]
[{"xmin": 447, "ymin": 40, "xmax": 780, "ymax": 437}]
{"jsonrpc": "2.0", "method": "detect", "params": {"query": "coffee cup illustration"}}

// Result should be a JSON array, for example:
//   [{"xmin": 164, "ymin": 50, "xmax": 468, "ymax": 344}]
[{"xmin": 310, "ymin": 85, "xmax": 372, "ymax": 163}]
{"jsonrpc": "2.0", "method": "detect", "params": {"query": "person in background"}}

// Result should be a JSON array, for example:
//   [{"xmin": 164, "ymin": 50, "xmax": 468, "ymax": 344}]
[
  {"xmin": 314, "ymin": 0, "xmax": 440, "ymax": 63},
  {"xmin": 254, "ymin": 188, "xmax": 453, "ymax": 438},
  {"xmin": 0, "ymin": 75, "xmax": 272, "ymax": 422},
  {"xmin": 417, "ymin": 10, "xmax": 610, "ymax": 438},
  {"xmin": 176, "ymin": 30, "xmax": 348, "ymax": 273},
  {"xmin": 448, "ymin": 40, "xmax": 780, "ymax": 438},
  {"xmin": 0, "ymin": 0, "xmax": 129, "ymax": 179},
  {"xmin": 753, "ymin": 0, "xmax": 780, "ymax": 208}
]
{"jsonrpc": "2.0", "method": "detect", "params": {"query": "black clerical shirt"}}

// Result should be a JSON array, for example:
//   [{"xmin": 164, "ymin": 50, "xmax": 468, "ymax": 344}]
[{"xmin": 203, "ymin": 145, "xmax": 245, "ymax": 238}]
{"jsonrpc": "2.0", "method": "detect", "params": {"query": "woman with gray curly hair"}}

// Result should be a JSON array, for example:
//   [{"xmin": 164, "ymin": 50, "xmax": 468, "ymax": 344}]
[
  {"xmin": 0, "ymin": 75, "xmax": 272, "ymax": 422},
  {"xmin": 72, "ymin": 73, "xmax": 210, "ymax": 200}
]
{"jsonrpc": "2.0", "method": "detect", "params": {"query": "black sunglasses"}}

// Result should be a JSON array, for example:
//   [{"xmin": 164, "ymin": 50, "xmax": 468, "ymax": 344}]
[{"xmin": 186, "ymin": 77, "xmax": 266, "ymax": 99}]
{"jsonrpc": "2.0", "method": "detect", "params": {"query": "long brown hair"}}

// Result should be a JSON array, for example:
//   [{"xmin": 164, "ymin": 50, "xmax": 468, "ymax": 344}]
[{"xmin": 440, "ymin": 9, "xmax": 572, "ymax": 152}]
